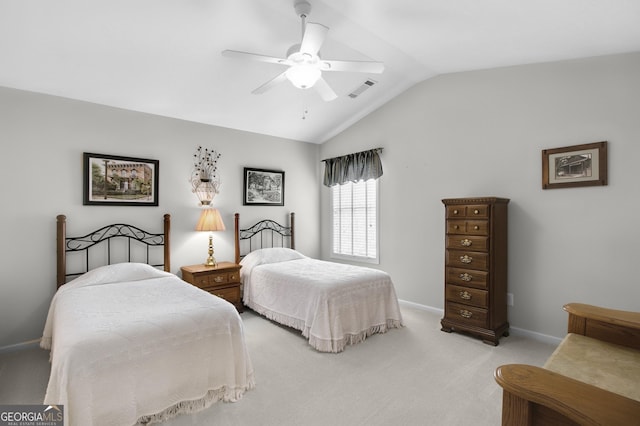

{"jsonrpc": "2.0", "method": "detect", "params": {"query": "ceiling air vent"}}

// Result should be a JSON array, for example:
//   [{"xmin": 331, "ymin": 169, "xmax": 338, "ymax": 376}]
[{"xmin": 348, "ymin": 79, "xmax": 377, "ymax": 99}]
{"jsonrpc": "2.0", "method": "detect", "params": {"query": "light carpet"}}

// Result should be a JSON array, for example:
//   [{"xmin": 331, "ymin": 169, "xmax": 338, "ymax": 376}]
[{"xmin": 0, "ymin": 306, "xmax": 557, "ymax": 425}]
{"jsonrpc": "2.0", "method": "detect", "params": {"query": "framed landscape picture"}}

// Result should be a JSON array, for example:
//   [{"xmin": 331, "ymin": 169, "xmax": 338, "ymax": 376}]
[
  {"xmin": 83, "ymin": 152, "xmax": 159, "ymax": 206},
  {"xmin": 243, "ymin": 167, "xmax": 284, "ymax": 206},
  {"xmin": 542, "ymin": 141, "xmax": 607, "ymax": 190}
]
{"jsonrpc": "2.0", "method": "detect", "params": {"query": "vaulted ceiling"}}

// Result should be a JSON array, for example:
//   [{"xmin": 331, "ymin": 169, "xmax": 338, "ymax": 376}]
[{"xmin": 1, "ymin": 1, "xmax": 639, "ymax": 143}]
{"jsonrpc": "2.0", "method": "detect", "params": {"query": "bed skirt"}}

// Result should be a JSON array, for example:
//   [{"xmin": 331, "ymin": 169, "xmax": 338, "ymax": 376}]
[
  {"xmin": 247, "ymin": 300, "xmax": 403, "ymax": 353},
  {"xmin": 136, "ymin": 378, "xmax": 256, "ymax": 425}
]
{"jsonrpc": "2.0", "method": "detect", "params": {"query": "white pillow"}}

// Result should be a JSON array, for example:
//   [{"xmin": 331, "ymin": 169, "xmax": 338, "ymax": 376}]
[
  {"xmin": 240, "ymin": 248, "xmax": 306, "ymax": 280},
  {"xmin": 241, "ymin": 248, "xmax": 305, "ymax": 266},
  {"xmin": 65, "ymin": 262, "xmax": 172, "ymax": 289}
]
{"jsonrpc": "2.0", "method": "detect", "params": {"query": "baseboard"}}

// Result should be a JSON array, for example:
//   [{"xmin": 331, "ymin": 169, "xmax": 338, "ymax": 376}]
[
  {"xmin": 399, "ymin": 299, "xmax": 444, "ymax": 316},
  {"xmin": 0, "ymin": 339, "xmax": 41, "ymax": 354},
  {"xmin": 398, "ymin": 299, "xmax": 562, "ymax": 346},
  {"xmin": 508, "ymin": 326, "xmax": 562, "ymax": 345}
]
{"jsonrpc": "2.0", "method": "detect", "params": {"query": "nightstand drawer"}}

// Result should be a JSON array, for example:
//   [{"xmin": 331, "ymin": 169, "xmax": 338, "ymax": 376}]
[
  {"xmin": 205, "ymin": 285, "xmax": 240, "ymax": 305},
  {"xmin": 192, "ymin": 271, "xmax": 239, "ymax": 286},
  {"xmin": 208, "ymin": 271, "xmax": 237, "ymax": 285},
  {"xmin": 193, "ymin": 275, "xmax": 211, "ymax": 287}
]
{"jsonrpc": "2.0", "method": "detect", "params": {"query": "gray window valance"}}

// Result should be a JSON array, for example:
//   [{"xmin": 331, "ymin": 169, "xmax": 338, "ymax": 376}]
[{"xmin": 322, "ymin": 148, "xmax": 383, "ymax": 187}]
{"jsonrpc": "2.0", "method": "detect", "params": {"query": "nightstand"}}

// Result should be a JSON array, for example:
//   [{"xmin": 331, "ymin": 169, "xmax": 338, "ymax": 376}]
[{"xmin": 181, "ymin": 262, "xmax": 243, "ymax": 313}]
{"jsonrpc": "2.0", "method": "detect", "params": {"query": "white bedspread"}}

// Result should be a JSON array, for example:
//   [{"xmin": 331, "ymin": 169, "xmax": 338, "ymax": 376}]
[
  {"xmin": 41, "ymin": 263, "xmax": 254, "ymax": 426},
  {"xmin": 241, "ymin": 248, "xmax": 403, "ymax": 353}
]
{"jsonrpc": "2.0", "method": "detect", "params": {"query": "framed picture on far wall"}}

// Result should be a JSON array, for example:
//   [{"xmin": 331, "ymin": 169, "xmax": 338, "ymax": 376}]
[
  {"xmin": 243, "ymin": 167, "xmax": 285, "ymax": 206},
  {"xmin": 542, "ymin": 141, "xmax": 607, "ymax": 190},
  {"xmin": 83, "ymin": 152, "xmax": 159, "ymax": 206}
]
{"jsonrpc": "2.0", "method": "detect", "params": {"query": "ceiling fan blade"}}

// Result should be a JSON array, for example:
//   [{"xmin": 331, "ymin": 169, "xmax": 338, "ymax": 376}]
[
  {"xmin": 314, "ymin": 77, "xmax": 338, "ymax": 102},
  {"xmin": 300, "ymin": 22, "xmax": 328, "ymax": 55},
  {"xmin": 252, "ymin": 71, "xmax": 289, "ymax": 94},
  {"xmin": 222, "ymin": 50, "xmax": 290, "ymax": 66},
  {"xmin": 321, "ymin": 59, "xmax": 384, "ymax": 74}
]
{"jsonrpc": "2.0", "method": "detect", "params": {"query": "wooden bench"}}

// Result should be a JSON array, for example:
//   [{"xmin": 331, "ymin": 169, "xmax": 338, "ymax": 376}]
[{"xmin": 494, "ymin": 303, "xmax": 640, "ymax": 426}]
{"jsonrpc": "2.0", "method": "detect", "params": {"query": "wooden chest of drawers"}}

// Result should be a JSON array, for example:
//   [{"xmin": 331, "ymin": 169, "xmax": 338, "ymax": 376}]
[
  {"xmin": 440, "ymin": 197, "xmax": 509, "ymax": 345},
  {"xmin": 180, "ymin": 262, "xmax": 243, "ymax": 313}
]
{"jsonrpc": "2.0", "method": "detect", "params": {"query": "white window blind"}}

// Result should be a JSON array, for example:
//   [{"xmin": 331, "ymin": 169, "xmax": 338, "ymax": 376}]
[{"xmin": 331, "ymin": 179, "xmax": 378, "ymax": 262}]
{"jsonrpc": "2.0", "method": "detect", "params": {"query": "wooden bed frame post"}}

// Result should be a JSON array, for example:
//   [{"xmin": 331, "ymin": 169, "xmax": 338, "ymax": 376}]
[
  {"xmin": 163, "ymin": 214, "xmax": 171, "ymax": 272},
  {"xmin": 234, "ymin": 213, "xmax": 240, "ymax": 265},
  {"xmin": 56, "ymin": 215, "xmax": 66, "ymax": 288},
  {"xmin": 290, "ymin": 212, "xmax": 295, "ymax": 250}
]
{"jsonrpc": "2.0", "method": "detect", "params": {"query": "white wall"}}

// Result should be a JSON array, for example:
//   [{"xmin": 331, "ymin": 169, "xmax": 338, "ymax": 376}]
[
  {"xmin": 3, "ymin": 52, "xmax": 639, "ymax": 348},
  {"xmin": 320, "ymin": 52, "xmax": 640, "ymax": 339},
  {"xmin": 0, "ymin": 87, "xmax": 320, "ymax": 348}
]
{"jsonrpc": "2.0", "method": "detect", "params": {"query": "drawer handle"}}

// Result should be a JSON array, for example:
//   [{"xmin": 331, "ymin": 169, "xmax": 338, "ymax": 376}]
[
  {"xmin": 474, "ymin": 209, "xmax": 479, "ymax": 214},
  {"xmin": 461, "ymin": 239, "xmax": 472, "ymax": 247},
  {"xmin": 473, "ymin": 225, "xmax": 480, "ymax": 230},
  {"xmin": 460, "ymin": 255, "xmax": 472, "ymax": 264},
  {"xmin": 453, "ymin": 209, "xmax": 459, "ymax": 215},
  {"xmin": 459, "ymin": 291, "xmax": 472, "ymax": 300},
  {"xmin": 216, "ymin": 293, "xmax": 225, "ymax": 298},
  {"xmin": 460, "ymin": 273, "xmax": 472, "ymax": 282},
  {"xmin": 213, "ymin": 276, "xmax": 224, "ymax": 283},
  {"xmin": 460, "ymin": 309, "xmax": 473, "ymax": 319},
  {"xmin": 453, "ymin": 225, "xmax": 459, "ymax": 230}
]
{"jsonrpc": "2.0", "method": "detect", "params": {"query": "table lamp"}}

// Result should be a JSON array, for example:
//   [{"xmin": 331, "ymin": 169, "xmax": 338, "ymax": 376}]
[{"xmin": 195, "ymin": 208, "xmax": 226, "ymax": 267}]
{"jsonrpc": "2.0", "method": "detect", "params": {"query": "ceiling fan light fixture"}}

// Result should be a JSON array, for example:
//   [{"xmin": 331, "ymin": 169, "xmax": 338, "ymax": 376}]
[
  {"xmin": 221, "ymin": 0, "xmax": 382, "ymax": 100},
  {"xmin": 286, "ymin": 64, "xmax": 321, "ymax": 89}
]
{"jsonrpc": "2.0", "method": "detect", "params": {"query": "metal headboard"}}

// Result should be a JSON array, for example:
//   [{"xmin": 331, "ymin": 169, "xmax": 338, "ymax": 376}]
[
  {"xmin": 56, "ymin": 214, "xmax": 171, "ymax": 288},
  {"xmin": 234, "ymin": 212, "xmax": 295, "ymax": 264}
]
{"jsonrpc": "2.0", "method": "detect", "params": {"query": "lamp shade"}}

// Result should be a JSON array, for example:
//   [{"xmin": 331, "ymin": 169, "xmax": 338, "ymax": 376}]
[{"xmin": 195, "ymin": 208, "xmax": 226, "ymax": 232}]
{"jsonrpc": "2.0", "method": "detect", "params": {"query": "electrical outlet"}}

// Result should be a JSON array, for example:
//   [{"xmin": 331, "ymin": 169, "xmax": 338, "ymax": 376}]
[{"xmin": 507, "ymin": 293, "xmax": 514, "ymax": 306}]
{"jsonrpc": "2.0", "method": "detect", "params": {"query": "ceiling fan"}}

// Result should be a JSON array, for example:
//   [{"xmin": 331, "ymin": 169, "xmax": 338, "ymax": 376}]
[{"xmin": 222, "ymin": 0, "xmax": 384, "ymax": 101}]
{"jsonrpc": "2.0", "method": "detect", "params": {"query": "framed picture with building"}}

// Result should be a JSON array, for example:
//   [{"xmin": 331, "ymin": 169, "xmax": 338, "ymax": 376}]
[
  {"xmin": 542, "ymin": 141, "xmax": 607, "ymax": 189},
  {"xmin": 83, "ymin": 152, "xmax": 159, "ymax": 206}
]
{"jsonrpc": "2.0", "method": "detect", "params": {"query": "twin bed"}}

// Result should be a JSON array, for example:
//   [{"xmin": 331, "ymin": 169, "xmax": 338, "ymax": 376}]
[
  {"xmin": 43, "ymin": 215, "xmax": 254, "ymax": 426},
  {"xmin": 42, "ymin": 212, "xmax": 402, "ymax": 425},
  {"xmin": 234, "ymin": 213, "xmax": 403, "ymax": 353}
]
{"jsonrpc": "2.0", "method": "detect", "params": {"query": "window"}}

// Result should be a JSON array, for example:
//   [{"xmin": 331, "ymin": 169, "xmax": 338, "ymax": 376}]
[{"xmin": 331, "ymin": 179, "xmax": 378, "ymax": 263}]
